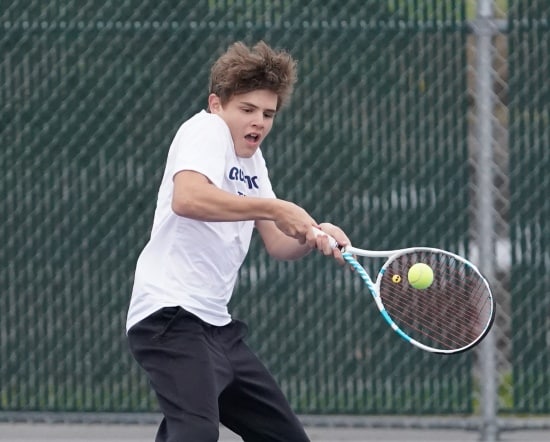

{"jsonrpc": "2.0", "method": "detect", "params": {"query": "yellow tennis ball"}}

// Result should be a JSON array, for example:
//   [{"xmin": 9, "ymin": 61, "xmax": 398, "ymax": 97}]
[{"xmin": 408, "ymin": 263, "xmax": 434, "ymax": 289}]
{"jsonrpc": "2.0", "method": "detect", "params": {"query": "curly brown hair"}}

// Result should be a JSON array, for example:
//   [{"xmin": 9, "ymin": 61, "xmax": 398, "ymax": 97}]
[{"xmin": 209, "ymin": 41, "xmax": 298, "ymax": 111}]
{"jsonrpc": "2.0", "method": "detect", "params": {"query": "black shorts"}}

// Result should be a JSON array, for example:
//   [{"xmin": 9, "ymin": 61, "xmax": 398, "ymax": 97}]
[{"xmin": 128, "ymin": 307, "xmax": 310, "ymax": 442}]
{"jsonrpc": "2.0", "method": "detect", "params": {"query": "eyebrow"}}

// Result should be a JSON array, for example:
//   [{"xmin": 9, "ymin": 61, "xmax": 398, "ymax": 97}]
[{"xmin": 240, "ymin": 101, "xmax": 277, "ymax": 114}]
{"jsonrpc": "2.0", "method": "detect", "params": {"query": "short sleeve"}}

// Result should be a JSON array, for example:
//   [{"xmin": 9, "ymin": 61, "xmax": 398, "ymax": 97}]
[{"xmin": 170, "ymin": 114, "xmax": 231, "ymax": 188}]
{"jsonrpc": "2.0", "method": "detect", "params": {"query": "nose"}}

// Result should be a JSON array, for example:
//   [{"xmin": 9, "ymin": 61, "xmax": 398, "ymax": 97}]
[{"xmin": 252, "ymin": 111, "xmax": 265, "ymax": 128}]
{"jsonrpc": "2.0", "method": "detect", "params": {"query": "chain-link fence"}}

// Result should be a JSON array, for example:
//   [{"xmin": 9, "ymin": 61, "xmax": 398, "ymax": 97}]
[{"xmin": 1, "ymin": 0, "xmax": 549, "ymax": 439}]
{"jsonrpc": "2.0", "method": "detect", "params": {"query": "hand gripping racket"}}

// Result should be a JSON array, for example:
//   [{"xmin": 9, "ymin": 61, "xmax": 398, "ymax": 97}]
[{"xmin": 315, "ymin": 229, "xmax": 495, "ymax": 354}]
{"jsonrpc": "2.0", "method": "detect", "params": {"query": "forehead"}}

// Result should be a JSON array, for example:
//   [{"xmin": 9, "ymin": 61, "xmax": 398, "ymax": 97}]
[{"xmin": 228, "ymin": 89, "xmax": 278, "ymax": 111}]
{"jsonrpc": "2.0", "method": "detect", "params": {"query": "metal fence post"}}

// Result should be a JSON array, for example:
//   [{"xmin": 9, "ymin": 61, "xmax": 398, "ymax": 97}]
[{"xmin": 473, "ymin": 0, "xmax": 498, "ymax": 441}]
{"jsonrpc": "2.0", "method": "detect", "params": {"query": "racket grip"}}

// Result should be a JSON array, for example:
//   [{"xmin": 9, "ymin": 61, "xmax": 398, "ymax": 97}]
[{"xmin": 312, "ymin": 227, "xmax": 340, "ymax": 250}]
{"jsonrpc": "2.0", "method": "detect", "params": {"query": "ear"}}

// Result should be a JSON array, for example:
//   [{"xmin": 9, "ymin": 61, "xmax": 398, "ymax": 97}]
[{"xmin": 208, "ymin": 94, "xmax": 222, "ymax": 113}]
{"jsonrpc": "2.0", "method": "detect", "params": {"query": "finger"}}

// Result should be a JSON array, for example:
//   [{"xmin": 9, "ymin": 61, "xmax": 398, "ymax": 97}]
[
  {"xmin": 305, "ymin": 226, "xmax": 321, "ymax": 248},
  {"xmin": 312, "ymin": 226, "xmax": 339, "ymax": 249},
  {"xmin": 332, "ymin": 248, "xmax": 347, "ymax": 265},
  {"xmin": 316, "ymin": 224, "xmax": 351, "ymax": 249},
  {"xmin": 328, "ymin": 229, "xmax": 351, "ymax": 248},
  {"xmin": 310, "ymin": 229, "xmax": 333, "ymax": 254},
  {"xmin": 317, "ymin": 236, "xmax": 334, "ymax": 256}
]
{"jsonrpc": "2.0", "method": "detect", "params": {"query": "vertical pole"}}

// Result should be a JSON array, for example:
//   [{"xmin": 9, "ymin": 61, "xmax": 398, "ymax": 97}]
[{"xmin": 473, "ymin": 0, "xmax": 498, "ymax": 441}]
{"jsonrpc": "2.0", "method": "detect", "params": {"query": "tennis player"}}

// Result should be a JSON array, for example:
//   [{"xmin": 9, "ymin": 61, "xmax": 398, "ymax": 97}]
[{"xmin": 126, "ymin": 41, "xmax": 350, "ymax": 442}]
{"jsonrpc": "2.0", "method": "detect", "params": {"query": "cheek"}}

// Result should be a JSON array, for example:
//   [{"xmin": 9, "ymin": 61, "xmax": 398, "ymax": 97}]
[
  {"xmin": 264, "ymin": 120, "xmax": 274, "ymax": 133},
  {"xmin": 229, "ymin": 128, "xmax": 240, "ymax": 143},
  {"xmin": 224, "ymin": 117, "xmax": 240, "ymax": 138}
]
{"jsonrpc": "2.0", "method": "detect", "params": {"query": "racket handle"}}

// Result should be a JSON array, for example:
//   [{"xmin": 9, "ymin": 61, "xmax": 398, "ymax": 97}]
[{"xmin": 312, "ymin": 227, "xmax": 341, "ymax": 250}]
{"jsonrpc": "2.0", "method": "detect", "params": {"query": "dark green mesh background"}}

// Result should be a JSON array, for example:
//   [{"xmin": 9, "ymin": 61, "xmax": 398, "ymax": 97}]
[
  {"xmin": 508, "ymin": 0, "xmax": 550, "ymax": 414},
  {"xmin": 1, "ymin": 0, "xmax": 548, "ymax": 416}
]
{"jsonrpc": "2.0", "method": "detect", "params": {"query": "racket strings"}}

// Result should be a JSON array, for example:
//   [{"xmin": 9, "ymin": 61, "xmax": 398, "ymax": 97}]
[
  {"xmin": 382, "ymin": 292, "xmax": 486, "ymax": 349},
  {"xmin": 379, "ymin": 252, "xmax": 493, "ymax": 350},
  {"xmin": 381, "ymin": 288, "xmax": 488, "ymax": 349},
  {"xmin": 382, "ymin": 293, "xmax": 482, "ymax": 347}
]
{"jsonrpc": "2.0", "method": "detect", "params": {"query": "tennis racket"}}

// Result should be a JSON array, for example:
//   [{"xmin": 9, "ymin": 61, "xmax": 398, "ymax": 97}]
[{"xmin": 315, "ymin": 228, "xmax": 495, "ymax": 354}]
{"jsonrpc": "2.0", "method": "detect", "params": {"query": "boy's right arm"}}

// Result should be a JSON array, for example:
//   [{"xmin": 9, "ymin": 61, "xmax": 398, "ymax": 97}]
[{"xmin": 171, "ymin": 170, "xmax": 318, "ymax": 242}]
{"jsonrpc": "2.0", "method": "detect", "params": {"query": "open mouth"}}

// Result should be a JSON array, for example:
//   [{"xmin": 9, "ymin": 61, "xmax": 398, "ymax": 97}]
[{"xmin": 245, "ymin": 133, "xmax": 260, "ymax": 143}]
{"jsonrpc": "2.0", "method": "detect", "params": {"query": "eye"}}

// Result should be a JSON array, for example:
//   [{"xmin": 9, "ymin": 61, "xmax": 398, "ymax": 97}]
[{"xmin": 264, "ymin": 112, "xmax": 275, "ymax": 119}]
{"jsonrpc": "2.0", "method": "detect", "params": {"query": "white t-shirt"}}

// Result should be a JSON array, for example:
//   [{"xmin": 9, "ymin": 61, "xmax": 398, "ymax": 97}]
[{"xmin": 126, "ymin": 110, "xmax": 276, "ymax": 331}]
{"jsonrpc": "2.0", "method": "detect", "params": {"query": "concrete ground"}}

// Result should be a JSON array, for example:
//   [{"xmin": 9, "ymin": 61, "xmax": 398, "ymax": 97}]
[{"xmin": 0, "ymin": 422, "xmax": 548, "ymax": 442}]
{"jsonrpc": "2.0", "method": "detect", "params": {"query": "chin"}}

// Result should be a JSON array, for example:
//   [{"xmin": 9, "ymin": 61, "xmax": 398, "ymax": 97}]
[{"xmin": 236, "ymin": 146, "xmax": 258, "ymax": 158}]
